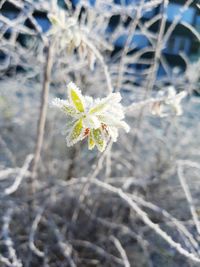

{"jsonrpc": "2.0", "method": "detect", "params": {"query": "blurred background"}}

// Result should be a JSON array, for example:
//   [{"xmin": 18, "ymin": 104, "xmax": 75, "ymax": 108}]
[{"xmin": 0, "ymin": 0, "xmax": 200, "ymax": 267}]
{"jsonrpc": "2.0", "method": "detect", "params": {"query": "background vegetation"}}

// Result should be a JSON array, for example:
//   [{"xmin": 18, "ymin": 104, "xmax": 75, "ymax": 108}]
[{"xmin": 0, "ymin": 0, "xmax": 200, "ymax": 266}]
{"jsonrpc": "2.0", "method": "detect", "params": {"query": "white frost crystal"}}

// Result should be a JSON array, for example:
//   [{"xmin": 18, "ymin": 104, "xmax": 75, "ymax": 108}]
[{"xmin": 52, "ymin": 82, "xmax": 130, "ymax": 152}]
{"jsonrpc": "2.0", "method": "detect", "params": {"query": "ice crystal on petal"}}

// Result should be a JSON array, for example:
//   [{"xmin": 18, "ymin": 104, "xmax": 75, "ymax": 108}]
[{"xmin": 52, "ymin": 82, "xmax": 130, "ymax": 152}]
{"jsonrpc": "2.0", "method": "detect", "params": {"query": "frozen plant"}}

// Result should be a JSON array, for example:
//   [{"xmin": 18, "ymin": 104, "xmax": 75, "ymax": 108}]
[
  {"xmin": 48, "ymin": 9, "xmax": 81, "ymax": 51},
  {"xmin": 151, "ymin": 86, "xmax": 187, "ymax": 117},
  {"xmin": 52, "ymin": 82, "xmax": 130, "ymax": 152},
  {"xmin": 47, "ymin": 7, "xmax": 98, "ymax": 70}
]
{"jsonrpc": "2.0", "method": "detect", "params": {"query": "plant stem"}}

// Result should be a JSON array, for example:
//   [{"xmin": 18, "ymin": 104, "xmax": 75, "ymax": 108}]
[{"xmin": 30, "ymin": 44, "xmax": 53, "ymax": 195}]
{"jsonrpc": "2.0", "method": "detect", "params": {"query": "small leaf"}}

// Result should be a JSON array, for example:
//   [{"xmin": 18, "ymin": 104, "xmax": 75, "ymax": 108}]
[
  {"xmin": 62, "ymin": 105, "xmax": 77, "ymax": 116},
  {"xmin": 89, "ymin": 93, "xmax": 121, "ymax": 115},
  {"xmin": 67, "ymin": 119, "xmax": 83, "ymax": 146},
  {"xmin": 92, "ymin": 128, "xmax": 106, "ymax": 152},
  {"xmin": 89, "ymin": 102, "xmax": 108, "ymax": 114},
  {"xmin": 52, "ymin": 98, "xmax": 77, "ymax": 116},
  {"xmin": 68, "ymin": 82, "xmax": 85, "ymax": 113},
  {"xmin": 88, "ymin": 132, "xmax": 95, "ymax": 150}
]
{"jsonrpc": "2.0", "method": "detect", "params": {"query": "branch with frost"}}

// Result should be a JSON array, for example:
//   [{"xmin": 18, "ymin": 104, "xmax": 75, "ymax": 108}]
[
  {"xmin": 177, "ymin": 161, "xmax": 200, "ymax": 236},
  {"xmin": 0, "ymin": 168, "xmax": 20, "ymax": 181},
  {"xmin": 163, "ymin": 0, "xmax": 194, "ymax": 44},
  {"xmin": 116, "ymin": 0, "xmax": 144, "ymax": 91},
  {"xmin": 49, "ymin": 176, "xmax": 200, "ymax": 263},
  {"xmin": 30, "ymin": 44, "xmax": 53, "ymax": 191},
  {"xmin": 0, "ymin": 255, "xmax": 13, "ymax": 267},
  {"xmin": 80, "ymin": 203, "xmax": 153, "ymax": 267},
  {"xmin": 29, "ymin": 208, "xmax": 45, "ymax": 258},
  {"xmin": 47, "ymin": 6, "xmax": 113, "ymax": 92},
  {"xmin": 50, "ymin": 220, "xmax": 77, "ymax": 267},
  {"xmin": 110, "ymin": 236, "xmax": 130, "ymax": 267},
  {"xmin": 129, "ymin": 191, "xmax": 200, "ymax": 254},
  {"xmin": 90, "ymin": 178, "xmax": 200, "ymax": 263},
  {"xmin": 53, "ymin": 175, "xmax": 200, "ymax": 256},
  {"xmin": 2, "ymin": 208, "xmax": 22, "ymax": 267},
  {"xmin": 4, "ymin": 154, "xmax": 33, "ymax": 195},
  {"xmin": 71, "ymin": 239, "xmax": 124, "ymax": 265},
  {"xmin": 125, "ymin": 87, "xmax": 187, "ymax": 117},
  {"xmin": 72, "ymin": 141, "xmax": 113, "ymax": 222}
]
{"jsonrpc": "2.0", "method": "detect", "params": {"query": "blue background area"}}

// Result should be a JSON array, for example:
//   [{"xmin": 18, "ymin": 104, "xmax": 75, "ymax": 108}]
[{"xmin": 1, "ymin": 0, "xmax": 199, "ymax": 76}]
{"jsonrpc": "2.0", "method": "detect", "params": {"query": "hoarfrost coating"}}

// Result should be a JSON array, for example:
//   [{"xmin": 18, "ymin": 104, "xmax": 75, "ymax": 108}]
[{"xmin": 52, "ymin": 82, "xmax": 130, "ymax": 152}]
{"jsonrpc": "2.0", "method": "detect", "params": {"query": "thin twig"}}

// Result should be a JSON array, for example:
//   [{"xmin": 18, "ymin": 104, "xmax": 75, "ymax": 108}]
[
  {"xmin": 116, "ymin": 0, "xmax": 144, "ymax": 92},
  {"xmin": 177, "ymin": 162, "xmax": 200, "ymax": 236},
  {"xmin": 29, "ymin": 208, "xmax": 45, "ymax": 258},
  {"xmin": 110, "ymin": 236, "xmax": 130, "ymax": 267},
  {"xmin": 30, "ymin": 43, "xmax": 54, "ymax": 193},
  {"xmin": 91, "ymin": 178, "xmax": 200, "ymax": 263},
  {"xmin": 5, "ymin": 154, "xmax": 33, "ymax": 195},
  {"xmin": 2, "ymin": 208, "xmax": 22, "ymax": 267}
]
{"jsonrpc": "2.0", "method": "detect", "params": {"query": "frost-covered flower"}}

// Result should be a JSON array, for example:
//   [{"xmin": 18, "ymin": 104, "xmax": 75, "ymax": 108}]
[
  {"xmin": 52, "ymin": 82, "xmax": 130, "ymax": 152},
  {"xmin": 47, "ymin": 9, "xmax": 96, "ymax": 70},
  {"xmin": 48, "ymin": 10, "xmax": 81, "ymax": 51},
  {"xmin": 151, "ymin": 86, "xmax": 187, "ymax": 117}
]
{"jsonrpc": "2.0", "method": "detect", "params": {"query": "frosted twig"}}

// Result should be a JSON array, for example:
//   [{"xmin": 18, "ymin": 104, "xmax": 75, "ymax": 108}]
[
  {"xmin": 177, "ymin": 161, "xmax": 200, "ymax": 236},
  {"xmin": 82, "ymin": 205, "xmax": 153, "ymax": 267},
  {"xmin": 29, "ymin": 208, "xmax": 45, "ymax": 258},
  {"xmin": 30, "ymin": 43, "xmax": 54, "ymax": 193},
  {"xmin": 71, "ymin": 239, "xmax": 124, "ymax": 265},
  {"xmin": 116, "ymin": 0, "xmax": 144, "ymax": 91},
  {"xmin": 163, "ymin": 0, "xmax": 195, "ymax": 43},
  {"xmin": 110, "ymin": 236, "xmax": 130, "ymax": 267},
  {"xmin": 125, "ymin": 97, "xmax": 164, "ymax": 114},
  {"xmin": 92, "ymin": 178, "xmax": 200, "ymax": 263},
  {"xmin": 0, "ymin": 255, "xmax": 12, "ymax": 267},
  {"xmin": 50, "ymin": 221, "xmax": 77, "ymax": 267},
  {"xmin": 180, "ymin": 21, "xmax": 200, "ymax": 43},
  {"xmin": 129, "ymin": 192, "xmax": 200, "ymax": 254},
  {"xmin": 82, "ymin": 36, "xmax": 113, "ymax": 93},
  {"xmin": 144, "ymin": 0, "xmax": 168, "ymax": 94},
  {"xmin": 5, "ymin": 154, "xmax": 33, "ymax": 195},
  {"xmin": 0, "ymin": 168, "xmax": 19, "ymax": 180},
  {"xmin": 2, "ymin": 208, "xmax": 22, "ymax": 267},
  {"xmin": 72, "ymin": 141, "xmax": 112, "ymax": 222}
]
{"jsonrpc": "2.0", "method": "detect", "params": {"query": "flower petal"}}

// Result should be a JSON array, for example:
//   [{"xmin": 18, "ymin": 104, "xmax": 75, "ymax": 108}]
[
  {"xmin": 67, "ymin": 119, "xmax": 84, "ymax": 146},
  {"xmin": 67, "ymin": 82, "xmax": 85, "ymax": 113},
  {"xmin": 92, "ymin": 128, "xmax": 106, "ymax": 152}
]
